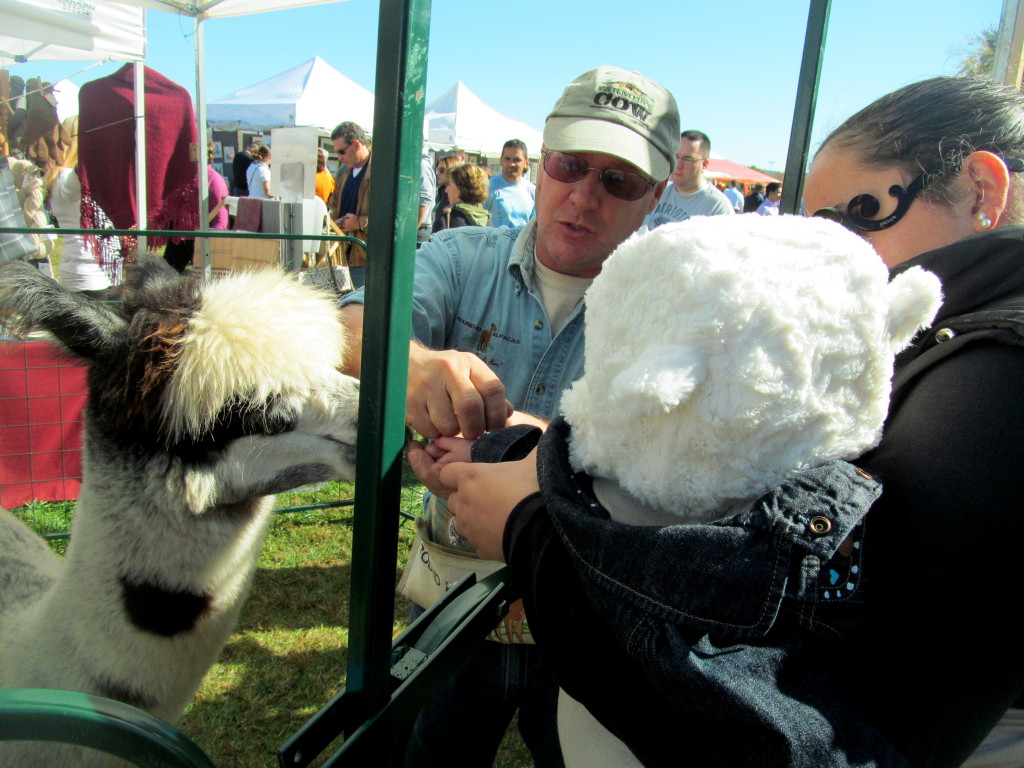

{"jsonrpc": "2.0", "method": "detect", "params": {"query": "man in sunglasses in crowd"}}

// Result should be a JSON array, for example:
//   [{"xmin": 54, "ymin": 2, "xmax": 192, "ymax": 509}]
[{"xmin": 339, "ymin": 65, "xmax": 679, "ymax": 767}]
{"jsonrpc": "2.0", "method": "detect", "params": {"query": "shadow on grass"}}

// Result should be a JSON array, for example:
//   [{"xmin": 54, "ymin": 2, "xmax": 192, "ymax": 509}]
[{"xmin": 180, "ymin": 634, "xmax": 350, "ymax": 768}]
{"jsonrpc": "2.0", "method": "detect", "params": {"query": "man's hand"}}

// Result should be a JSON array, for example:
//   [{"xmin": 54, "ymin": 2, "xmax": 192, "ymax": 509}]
[
  {"xmin": 439, "ymin": 449, "xmax": 540, "ymax": 562},
  {"xmin": 405, "ymin": 436, "xmax": 475, "ymax": 501},
  {"xmin": 407, "ymin": 343, "xmax": 512, "ymax": 439},
  {"xmin": 340, "ymin": 213, "xmax": 360, "ymax": 233}
]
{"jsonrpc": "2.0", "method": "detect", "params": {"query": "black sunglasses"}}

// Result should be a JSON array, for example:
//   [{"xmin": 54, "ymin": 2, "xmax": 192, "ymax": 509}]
[
  {"xmin": 812, "ymin": 156, "xmax": 1024, "ymax": 234},
  {"xmin": 541, "ymin": 150, "xmax": 655, "ymax": 201}
]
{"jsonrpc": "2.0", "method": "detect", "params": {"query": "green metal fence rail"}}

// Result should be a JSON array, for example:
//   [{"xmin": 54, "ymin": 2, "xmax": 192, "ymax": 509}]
[
  {"xmin": 0, "ymin": 688, "xmax": 215, "ymax": 768},
  {"xmin": 0, "ymin": 225, "xmax": 364, "ymax": 245}
]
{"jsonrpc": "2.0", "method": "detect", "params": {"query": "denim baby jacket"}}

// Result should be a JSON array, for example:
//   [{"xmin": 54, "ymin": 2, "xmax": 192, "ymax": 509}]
[{"xmin": 478, "ymin": 420, "xmax": 909, "ymax": 767}]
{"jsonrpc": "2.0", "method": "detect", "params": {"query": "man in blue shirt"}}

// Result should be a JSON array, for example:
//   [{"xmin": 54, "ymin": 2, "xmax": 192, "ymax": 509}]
[
  {"xmin": 484, "ymin": 138, "xmax": 536, "ymax": 228},
  {"xmin": 340, "ymin": 65, "xmax": 679, "ymax": 768},
  {"xmin": 722, "ymin": 179, "xmax": 745, "ymax": 212}
]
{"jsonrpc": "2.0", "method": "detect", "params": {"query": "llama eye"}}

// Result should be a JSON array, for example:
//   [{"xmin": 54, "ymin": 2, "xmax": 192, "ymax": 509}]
[{"xmin": 172, "ymin": 396, "xmax": 297, "ymax": 465}]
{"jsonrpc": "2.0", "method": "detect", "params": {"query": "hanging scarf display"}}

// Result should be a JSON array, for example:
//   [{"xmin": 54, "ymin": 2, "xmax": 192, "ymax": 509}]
[{"xmin": 78, "ymin": 64, "xmax": 199, "ymax": 283}]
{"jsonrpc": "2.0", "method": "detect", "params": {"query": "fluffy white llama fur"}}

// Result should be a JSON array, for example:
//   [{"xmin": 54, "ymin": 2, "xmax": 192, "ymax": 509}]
[
  {"xmin": 0, "ymin": 258, "xmax": 360, "ymax": 766},
  {"xmin": 560, "ymin": 214, "xmax": 943, "ymax": 523}
]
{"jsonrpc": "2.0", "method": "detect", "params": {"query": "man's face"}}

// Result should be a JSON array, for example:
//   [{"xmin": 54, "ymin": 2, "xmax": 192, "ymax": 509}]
[
  {"xmin": 534, "ymin": 150, "xmax": 664, "ymax": 278},
  {"xmin": 500, "ymin": 147, "xmax": 528, "ymax": 183},
  {"xmin": 670, "ymin": 137, "xmax": 708, "ymax": 193},
  {"xmin": 333, "ymin": 136, "xmax": 369, "ymax": 167},
  {"xmin": 332, "ymin": 137, "xmax": 351, "ymax": 165}
]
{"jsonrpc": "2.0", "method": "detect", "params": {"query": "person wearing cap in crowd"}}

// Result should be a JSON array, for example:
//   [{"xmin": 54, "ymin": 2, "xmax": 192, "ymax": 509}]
[
  {"xmin": 639, "ymin": 128, "xmax": 734, "ymax": 233},
  {"xmin": 339, "ymin": 65, "xmax": 679, "ymax": 768}
]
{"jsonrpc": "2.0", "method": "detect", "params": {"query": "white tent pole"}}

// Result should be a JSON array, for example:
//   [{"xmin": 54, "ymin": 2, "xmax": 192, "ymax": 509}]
[
  {"xmin": 133, "ymin": 59, "xmax": 147, "ymax": 253},
  {"xmin": 194, "ymin": 13, "xmax": 210, "ymax": 276}
]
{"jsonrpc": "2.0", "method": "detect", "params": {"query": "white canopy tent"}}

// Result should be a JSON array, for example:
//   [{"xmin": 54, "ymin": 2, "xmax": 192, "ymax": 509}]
[
  {"xmin": 424, "ymin": 81, "xmax": 543, "ymax": 157},
  {"xmin": 0, "ymin": 0, "xmax": 145, "ymax": 64},
  {"xmin": 208, "ymin": 56, "xmax": 374, "ymax": 133},
  {"xmin": 1, "ymin": 0, "xmax": 351, "ymax": 251}
]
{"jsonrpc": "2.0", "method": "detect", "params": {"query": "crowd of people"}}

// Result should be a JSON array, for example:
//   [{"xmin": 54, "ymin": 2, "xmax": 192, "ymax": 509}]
[
  {"xmin": 2, "ymin": 71, "xmax": 229, "ymax": 285},
  {"xmin": 5, "ymin": 61, "xmax": 1024, "ymax": 768}
]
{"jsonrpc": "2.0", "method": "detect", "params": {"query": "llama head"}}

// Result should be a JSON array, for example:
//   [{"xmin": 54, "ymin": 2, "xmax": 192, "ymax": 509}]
[
  {"xmin": 0, "ymin": 257, "xmax": 360, "ymax": 513},
  {"xmin": 560, "ymin": 215, "xmax": 942, "ymax": 522}
]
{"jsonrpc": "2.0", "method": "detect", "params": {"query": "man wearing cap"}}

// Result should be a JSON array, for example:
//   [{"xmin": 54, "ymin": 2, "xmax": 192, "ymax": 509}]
[
  {"xmin": 339, "ymin": 65, "xmax": 678, "ymax": 767},
  {"xmin": 639, "ymin": 129, "xmax": 734, "ymax": 233}
]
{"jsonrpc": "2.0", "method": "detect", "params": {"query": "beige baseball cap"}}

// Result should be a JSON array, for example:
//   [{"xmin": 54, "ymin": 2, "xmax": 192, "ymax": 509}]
[{"xmin": 543, "ymin": 66, "xmax": 680, "ymax": 182}]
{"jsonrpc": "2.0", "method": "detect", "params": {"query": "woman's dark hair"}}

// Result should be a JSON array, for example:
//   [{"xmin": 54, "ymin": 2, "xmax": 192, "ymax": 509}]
[
  {"xmin": 448, "ymin": 164, "xmax": 489, "ymax": 205},
  {"xmin": 820, "ymin": 76, "xmax": 1024, "ymax": 211},
  {"xmin": 253, "ymin": 145, "xmax": 271, "ymax": 161}
]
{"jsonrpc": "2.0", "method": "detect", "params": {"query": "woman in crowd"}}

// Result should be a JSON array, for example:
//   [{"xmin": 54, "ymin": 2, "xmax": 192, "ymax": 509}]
[
  {"xmin": 315, "ymin": 148, "xmax": 335, "ymax": 204},
  {"xmin": 45, "ymin": 115, "xmax": 113, "ymax": 299},
  {"xmin": 433, "ymin": 76, "xmax": 1024, "ymax": 767},
  {"xmin": 245, "ymin": 145, "xmax": 272, "ymax": 199},
  {"xmin": 432, "ymin": 163, "xmax": 490, "ymax": 232},
  {"xmin": 432, "ymin": 153, "xmax": 462, "ymax": 223},
  {"xmin": 207, "ymin": 141, "xmax": 229, "ymax": 230}
]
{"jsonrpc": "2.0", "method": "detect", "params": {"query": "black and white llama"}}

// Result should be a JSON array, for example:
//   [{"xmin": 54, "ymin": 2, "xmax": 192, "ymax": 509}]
[{"xmin": 0, "ymin": 258, "xmax": 360, "ymax": 765}]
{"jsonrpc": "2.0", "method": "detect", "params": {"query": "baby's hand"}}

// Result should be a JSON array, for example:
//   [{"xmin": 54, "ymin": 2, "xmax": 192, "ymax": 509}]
[
  {"xmin": 426, "ymin": 435, "xmax": 476, "ymax": 468},
  {"xmin": 406, "ymin": 435, "xmax": 477, "ymax": 502}
]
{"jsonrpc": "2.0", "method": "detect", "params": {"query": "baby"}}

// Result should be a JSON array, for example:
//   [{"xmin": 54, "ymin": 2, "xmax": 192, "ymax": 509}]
[
  {"xmin": 428, "ymin": 213, "xmax": 942, "ymax": 529},
  {"xmin": 423, "ymin": 213, "xmax": 943, "ymax": 767}
]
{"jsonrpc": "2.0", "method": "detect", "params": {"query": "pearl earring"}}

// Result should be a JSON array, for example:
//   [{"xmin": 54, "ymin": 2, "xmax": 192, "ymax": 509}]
[{"xmin": 977, "ymin": 212, "xmax": 993, "ymax": 229}]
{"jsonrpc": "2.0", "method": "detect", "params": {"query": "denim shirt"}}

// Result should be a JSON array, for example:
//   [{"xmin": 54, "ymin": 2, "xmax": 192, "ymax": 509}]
[
  {"xmin": 339, "ymin": 220, "xmax": 585, "ymax": 418},
  {"xmin": 484, "ymin": 420, "xmax": 909, "ymax": 766}
]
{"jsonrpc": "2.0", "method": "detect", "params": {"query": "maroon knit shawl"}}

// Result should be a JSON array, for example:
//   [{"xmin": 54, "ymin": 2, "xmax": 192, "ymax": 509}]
[{"xmin": 78, "ymin": 64, "xmax": 199, "ymax": 281}]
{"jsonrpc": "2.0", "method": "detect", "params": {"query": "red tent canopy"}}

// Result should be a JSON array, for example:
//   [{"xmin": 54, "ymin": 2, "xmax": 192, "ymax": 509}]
[{"xmin": 705, "ymin": 158, "xmax": 777, "ymax": 184}]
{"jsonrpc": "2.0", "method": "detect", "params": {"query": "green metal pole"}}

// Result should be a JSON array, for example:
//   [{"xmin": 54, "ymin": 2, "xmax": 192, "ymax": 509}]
[
  {"xmin": 780, "ymin": 0, "xmax": 831, "ymax": 215},
  {"xmin": 345, "ymin": 0, "xmax": 431, "ymax": 720}
]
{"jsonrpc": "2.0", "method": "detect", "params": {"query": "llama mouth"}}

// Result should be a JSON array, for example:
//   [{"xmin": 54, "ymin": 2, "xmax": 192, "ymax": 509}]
[{"xmin": 324, "ymin": 436, "xmax": 357, "ymax": 466}]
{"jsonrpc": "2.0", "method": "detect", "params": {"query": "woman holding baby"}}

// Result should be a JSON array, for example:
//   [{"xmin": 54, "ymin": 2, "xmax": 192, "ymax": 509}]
[{"xmin": 422, "ymin": 76, "xmax": 1024, "ymax": 767}]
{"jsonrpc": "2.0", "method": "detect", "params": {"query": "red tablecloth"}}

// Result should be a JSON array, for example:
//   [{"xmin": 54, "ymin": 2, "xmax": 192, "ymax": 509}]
[{"xmin": 0, "ymin": 340, "xmax": 87, "ymax": 508}]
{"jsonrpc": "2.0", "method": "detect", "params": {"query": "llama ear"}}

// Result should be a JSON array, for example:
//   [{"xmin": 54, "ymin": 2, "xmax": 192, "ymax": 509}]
[
  {"xmin": 610, "ymin": 344, "xmax": 706, "ymax": 414},
  {"xmin": 0, "ymin": 261, "xmax": 127, "ymax": 362},
  {"xmin": 884, "ymin": 266, "xmax": 943, "ymax": 353},
  {"xmin": 123, "ymin": 254, "xmax": 181, "ymax": 296}
]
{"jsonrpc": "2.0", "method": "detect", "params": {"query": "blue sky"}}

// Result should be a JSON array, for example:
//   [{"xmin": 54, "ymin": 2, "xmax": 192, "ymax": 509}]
[{"xmin": 6, "ymin": 0, "xmax": 1002, "ymax": 170}]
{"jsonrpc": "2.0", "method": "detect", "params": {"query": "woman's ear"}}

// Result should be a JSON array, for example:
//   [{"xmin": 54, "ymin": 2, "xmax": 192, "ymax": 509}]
[{"xmin": 963, "ymin": 150, "xmax": 1011, "ymax": 231}]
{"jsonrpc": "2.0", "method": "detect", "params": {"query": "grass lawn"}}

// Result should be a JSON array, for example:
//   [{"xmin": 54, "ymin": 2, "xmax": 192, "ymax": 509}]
[{"xmin": 10, "ymin": 472, "xmax": 533, "ymax": 767}]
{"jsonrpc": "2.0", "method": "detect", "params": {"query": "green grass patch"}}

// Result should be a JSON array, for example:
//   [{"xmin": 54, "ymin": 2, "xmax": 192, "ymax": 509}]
[{"xmin": 11, "ymin": 471, "xmax": 533, "ymax": 767}]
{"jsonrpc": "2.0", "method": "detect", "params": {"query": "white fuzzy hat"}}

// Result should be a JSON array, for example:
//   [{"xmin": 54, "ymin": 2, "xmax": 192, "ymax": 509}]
[{"xmin": 560, "ymin": 215, "xmax": 942, "ymax": 523}]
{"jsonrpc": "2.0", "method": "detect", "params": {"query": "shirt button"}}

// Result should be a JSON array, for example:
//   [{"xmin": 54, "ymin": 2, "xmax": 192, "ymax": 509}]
[
  {"xmin": 808, "ymin": 516, "xmax": 832, "ymax": 535},
  {"xmin": 536, "ymin": 384, "xmax": 546, "ymax": 394},
  {"xmin": 533, "ymin": 320, "xmax": 543, "ymax": 330}
]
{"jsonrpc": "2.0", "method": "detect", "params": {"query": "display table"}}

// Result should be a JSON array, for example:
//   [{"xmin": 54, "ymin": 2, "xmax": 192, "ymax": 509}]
[{"xmin": 0, "ymin": 339, "xmax": 87, "ymax": 508}]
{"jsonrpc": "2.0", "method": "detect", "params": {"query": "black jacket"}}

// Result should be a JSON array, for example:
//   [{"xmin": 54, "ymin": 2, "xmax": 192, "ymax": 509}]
[{"xmin": 501, "ymin": 227, "xmax": 1024, "ymax": 767}]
